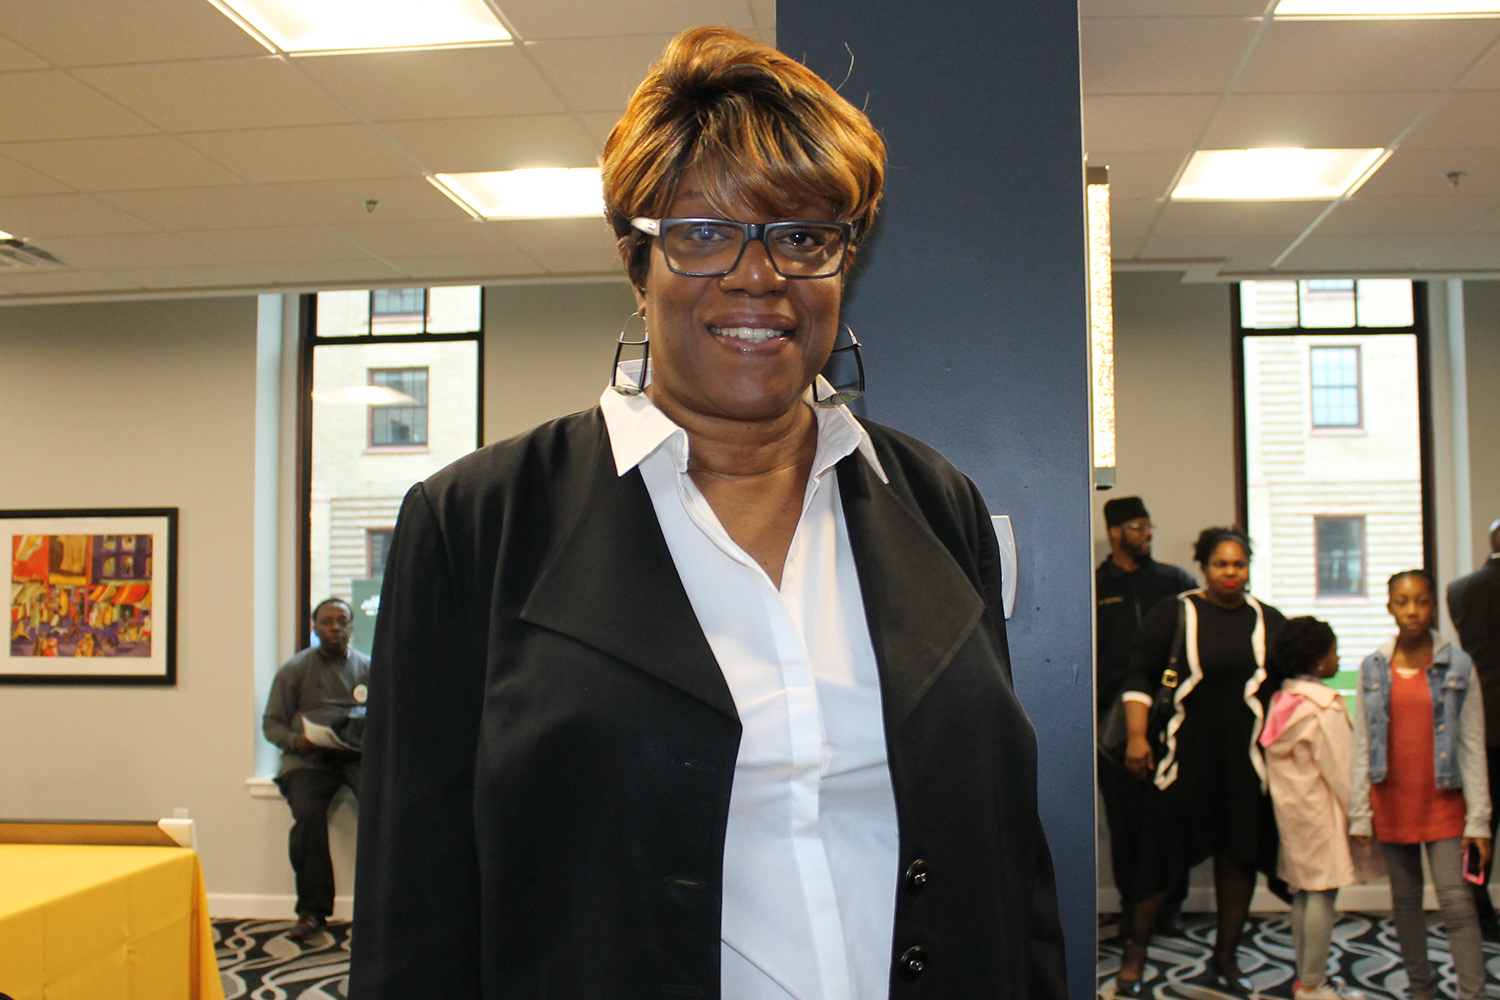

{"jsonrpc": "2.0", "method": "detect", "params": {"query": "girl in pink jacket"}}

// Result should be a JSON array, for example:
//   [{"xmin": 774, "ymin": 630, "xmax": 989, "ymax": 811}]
[{"xmin": 1260, "ymin": 617, "xmax": 1383, "ymax": 1000}]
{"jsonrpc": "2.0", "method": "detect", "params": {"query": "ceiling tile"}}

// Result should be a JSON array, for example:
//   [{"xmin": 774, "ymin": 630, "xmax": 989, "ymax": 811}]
[
  {"xmin": 0, "ymin": 0, "xmax": 265, "ymax": 67},
  {"xmin": 1313, "ymin": 194, "xmax": 1497, "ymax": 235},
  {"xmin": 104, "ymin": 262, "xmax": 272, "ymax": 291},
  {"xmin": 1140, "ymin": 234, "xmax": 1293, "ymax": 270},
  {"xmin": 500, "ymin": 1, "xmax": 753, "ymax": 40},
  {"xmin": 95, "ymin": 185, "xmax": 309, "ymax": 229},
  {"xmin": 250, "ymin": 258, "xmax": 406, "ymax": 285},
  {"xmin": 1084, "ymin": 95, "xmax": 1219, "ymax": 152},
  {"xmin": 34, "ymin": 231, "xmax": 228, "ymax": 269},
  {"xmin": 0, "ymin": 152, "xmax": 76, "ymax": 196},
  {"xmin": 1201, "ymin": 92, "xmax": 1432, "ymax": 148},
  {"xmin": 489, "ymin": 217, "xmax": 622, "ymax": 273},
  {"xmin": 2, "ymin": 135, "xmax": 241, "ymax": 191},
  {"xmin": 328, "ymin": 218, "xmax": 524, "ymax": 259},
  {"xmin": 75, "ymin": 57, "xmax": 356, "ymax": 132},
  {"xmin": 381, "ymin": 252, "xmax": 548, "ymax": 280},
  {"xmin": 575, "ymin": 111, "xmax": 623, "ymax": 149},
  {"xmin": 1355, "ymin": 148, "xmax": 1500, "ymax": 198},
  {"xmin": 178, "ymin": 225, "xmax": 373, "ymax": 264},
  {"xmin": 1082, "ymin": 18, "xmax": 1258, "ymax": 95},
  {"xmin": 1401, "ymin": 91, "xmax": 1500, "ymax": 149},
  {"xmin": 293, "ymin": 46, "xmax": 565, "ymax": 121},
  {"xmin": 1413, "ymin": 233, "xmax": 1500, "ymax": 269},
  {"xmin": 1106, "ymin": 197, "xmax": 1165, "ymax": 258},
  {"xmin": 1277, "ymin": 233, "xmax": 1453, "ymax": 271},
  {"xmin": 0, "ymin": 268, "xmax": 140, "ymax": 296},
  {"xmin": 0, "ymin": 71, "xmax": 155, "ymax": 141},
  {"xmin": 1470, "ymin": 207, "xmax": 1500, "ymax": 232},
  {"xmin": 1085, "ymin": 150, "xmax": 1188, "ymax": 199},
  {"xmin": 1153, "ymin": 200, "xmax": 1327, "ymax": 236},
  {"xmin": 260, "ymin": 176, "xmax": 473, "ymax": 224},
  {"xmin": 0, "ymin": 34, "xmax": 50, "ymax": 71},
  {"xmin": 1235, "ymin": 20, "xmax": 1500, "ymax": 94},
  {"xmin": 180, "ymin": 124, "xmax": 419, "ymax": 183},
  {"xmin": 0, "ymin": 193, "xmax": 153, "ymax": 237},
  {"xmin": 526, "ymin": 35, "xmax": 675, "ymax": 113},
  {"xmin": 377, "ymin": 114, "xmax": 599, "ymax": 173},
  {"xmin": 1459, "ymin": 39, "xmax": 1500, "ymax": 90}
]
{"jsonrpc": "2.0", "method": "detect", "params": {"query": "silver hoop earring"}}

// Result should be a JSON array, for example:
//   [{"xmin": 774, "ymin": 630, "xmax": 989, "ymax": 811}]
[
  {"xmin": 610, "ymin": 311, "xmax": 649, "ymax": 396},
  {"xmin": 814, "ymin": 324, "xmax": 865, "ymax": 407}
]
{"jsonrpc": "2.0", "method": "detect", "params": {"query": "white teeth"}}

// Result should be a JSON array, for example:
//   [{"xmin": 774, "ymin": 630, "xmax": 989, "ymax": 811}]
[{"xmin": 710, "ymin": 326, "xmax": 786, "ymax": 344}]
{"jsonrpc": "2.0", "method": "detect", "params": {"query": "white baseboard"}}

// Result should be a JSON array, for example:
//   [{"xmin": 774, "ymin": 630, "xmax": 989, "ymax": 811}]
[
  {"xmin": 209, "ymin": 893, "xmax": 354, "ymax": 921},
  {"xmin": 1098, "ymin": 882, "xmax": 1498, "ymax": 913}
]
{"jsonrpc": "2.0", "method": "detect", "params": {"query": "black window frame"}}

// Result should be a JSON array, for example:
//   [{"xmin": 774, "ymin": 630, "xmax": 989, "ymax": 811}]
[
  {"xmin": 1232, "ymin": 281, "xmax": 1433, "ymax": 578},
  {"xmin": 296, "ymin": 289, "xmax": 485, "ymax": 645}
]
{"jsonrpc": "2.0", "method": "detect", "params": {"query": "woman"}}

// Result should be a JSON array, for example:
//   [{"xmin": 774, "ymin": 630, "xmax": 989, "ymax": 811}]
[
  {"xmin": 1350, "ymin": 570, "xmax": 1490, "ymax": 1000},
  {"xmin": 1116, "ymin": 527, "xmax": 1286, "ymax": 997},
  {"xmin": 349, "ymin": 26, "xmax": 1065, "ymax": 1000}
]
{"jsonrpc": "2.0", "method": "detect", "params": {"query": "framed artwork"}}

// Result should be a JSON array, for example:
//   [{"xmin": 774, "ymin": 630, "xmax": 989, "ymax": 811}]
[{"xmin": 5, "ymin": 507, "xmax": 178, "ymax": 685}]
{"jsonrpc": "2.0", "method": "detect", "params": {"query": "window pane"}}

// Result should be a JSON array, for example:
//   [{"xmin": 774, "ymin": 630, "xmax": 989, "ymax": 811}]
[
  {"xmin": 1316, "ymin": 517, "xmax": 1365, "ymax": 596},
  {"xmin": 368, "ymin": 529, "xmax": 394, "ymax": 578},
  {"xmin": 1244, "ymin": 332, "xmax": 1422, "ymax": 686},
  {"xmin": 371, "ymin": 288, "xmax": 427, "ymax": 334},
  {"xmin": 1310, "ymin": 345, "xmax": 1360, "ymax": 427},
  {"xmin": 1299, "ymin": 279, "xmax": 1356, "ymax": 328},
  {"xmin": 1240, "ymin": 280, "xmax": 1298, "ymax": 329},
  {"xmin": 310, "ymin": 340, "xmax": 478, "ymax": 652},
  {"xmin": 428, "ymin": 285, "xmax": 482, "ymax": 333},
  {"xmin": 316, "ymin": 290, "xmax": 371, "ymax": 336},
  {"xmin": 1355, "ymin": 278, "xmax": 1414, "ymax": 327}
]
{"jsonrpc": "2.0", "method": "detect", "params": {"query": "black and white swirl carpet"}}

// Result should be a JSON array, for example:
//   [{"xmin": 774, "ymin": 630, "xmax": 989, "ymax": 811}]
[
  {"xmin": 1097, "ymin": 913, "xmax": 1500, "ymax": 1000},
  {"xmin": 213, "ymin": 918, "xmax": 351, "ymax": 1000}
]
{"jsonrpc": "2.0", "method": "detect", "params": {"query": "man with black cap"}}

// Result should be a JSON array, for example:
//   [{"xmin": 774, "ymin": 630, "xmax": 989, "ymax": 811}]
[
  {"xmin": 1447, "ymin": 517, "xmax": 1500, "ymax": 938},
  {"xmin": 1097, "ymin": 496, "xmax": 1196, "ymax": 938}
]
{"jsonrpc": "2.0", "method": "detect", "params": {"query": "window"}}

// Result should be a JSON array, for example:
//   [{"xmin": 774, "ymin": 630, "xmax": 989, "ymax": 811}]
[
  {"xmin": 1310, "ymin": 346, "xmax": 1361, "ymax": 428},
  {"xmin": 1236, "ymin": 280, "xmax": 1429, "ymax": 694},
  {"xmin": 367, "ymin": 529, "xmax": 394, "ymax": 579},
  {"xmin": 1316, "ymin": 516, "xmax": 1365, "ymax": 596},
  {"xmin": 301, "ymin": 286, "xmax": 482, "ymax": 649},
  {"xmin": 369, "ymin": 368, "xmax": 429, "ymax": 446}
]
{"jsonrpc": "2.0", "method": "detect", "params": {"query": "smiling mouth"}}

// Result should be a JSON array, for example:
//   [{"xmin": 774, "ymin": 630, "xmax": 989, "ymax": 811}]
[{"xmin": 709, "ymin": 326, "xmax": 789, "ymax": 344}]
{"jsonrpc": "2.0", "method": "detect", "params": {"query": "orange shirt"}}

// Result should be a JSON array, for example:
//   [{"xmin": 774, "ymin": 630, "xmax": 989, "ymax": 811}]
[{"xmin": 1371, "ymin": 665, "xmax": 1467, "ymax": 844}]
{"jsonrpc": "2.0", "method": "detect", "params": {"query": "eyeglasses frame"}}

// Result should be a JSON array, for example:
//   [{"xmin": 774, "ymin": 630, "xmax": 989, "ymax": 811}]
[{"xmin": 631, "ymin": 216, "xmax": 855, "ymax": 279}]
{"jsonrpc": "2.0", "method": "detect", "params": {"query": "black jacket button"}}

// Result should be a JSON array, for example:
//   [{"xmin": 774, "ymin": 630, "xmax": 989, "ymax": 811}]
[
  {"xmin": 897, "ymin": 946, "xmax": 928, "ymax": 980},
  {"xmin": 903, "ymin": 858, "xmax": 929, "ymax": 894}
]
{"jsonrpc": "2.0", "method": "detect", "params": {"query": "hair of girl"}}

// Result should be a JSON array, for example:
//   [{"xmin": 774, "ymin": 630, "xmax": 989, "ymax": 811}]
[
  {"xmin": 1385, "ymin": 568, "xmax": 1436, "ymax": 597},
  {"xmin": 1192, "ymin": 525, "xmax": 1252, "ymax": 568},
  {"xmin": 1266, "ymin": 616, "xmax": 1336, "ymax": 685}
]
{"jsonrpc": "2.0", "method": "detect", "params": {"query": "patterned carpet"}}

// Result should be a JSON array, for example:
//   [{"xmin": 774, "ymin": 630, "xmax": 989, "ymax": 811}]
[
  {"xmin": 1097, "ymin": 913, "xmax": 1500, "ymax": 1000},
  {"xmin": 213, "ymin": 918, "xmax": 350, "ymax": 1000},
  {"xmin": 211, "ymin": 912, "xmax": 1498, "ymax": 999}
]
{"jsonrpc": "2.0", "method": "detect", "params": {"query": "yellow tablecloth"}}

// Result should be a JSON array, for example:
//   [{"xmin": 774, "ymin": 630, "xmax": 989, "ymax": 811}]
[{"xmin": 0, "ymin": 844, "xmax": 224, "ymax": 1000}]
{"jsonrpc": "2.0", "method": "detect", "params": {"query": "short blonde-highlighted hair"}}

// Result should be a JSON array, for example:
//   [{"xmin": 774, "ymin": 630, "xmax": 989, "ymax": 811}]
[{"xmin": 602, "ymin": 26, "xmax": 886, "ymax": 288}]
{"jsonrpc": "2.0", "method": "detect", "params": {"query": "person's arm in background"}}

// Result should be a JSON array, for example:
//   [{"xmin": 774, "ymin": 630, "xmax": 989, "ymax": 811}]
[
  {"xmin": 1349, "ymin": 666, "xmax": 1374, "ymax": 840},
  {"xmin": 262, "ymin": 662, "xmax": 305, "ymax": 755},
  {"xmin": 350, "ymin": 482, "xmax": 488, "ymax": 997},
  {"xmin": 1121, "ymin": 599, "xmax": 1179, "ymax": 780},
  {"xmin": 1458, "ymin": 664, "xmax": 1492, "ymax": 868}
]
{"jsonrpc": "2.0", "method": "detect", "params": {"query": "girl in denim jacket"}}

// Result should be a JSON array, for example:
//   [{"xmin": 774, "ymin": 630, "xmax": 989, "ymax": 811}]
[{"xmin": 1351, "ymin": 570, "xmax": 1492, "ymax": 1000}]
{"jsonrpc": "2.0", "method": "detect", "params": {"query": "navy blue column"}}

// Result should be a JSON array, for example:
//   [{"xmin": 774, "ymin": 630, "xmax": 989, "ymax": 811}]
[{"xmin": 779, "ymin": 3, "xmax": 1095, "ymax": 996}]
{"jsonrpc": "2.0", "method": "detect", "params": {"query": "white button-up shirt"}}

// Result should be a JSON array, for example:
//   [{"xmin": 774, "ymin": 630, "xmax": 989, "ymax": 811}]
[{"xmin": 599, "ymin": 371, "xmax": 899, "ymax": 1000}]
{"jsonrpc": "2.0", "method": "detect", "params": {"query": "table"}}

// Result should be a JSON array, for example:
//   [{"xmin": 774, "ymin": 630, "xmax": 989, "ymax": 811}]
[{"xmin": 0, "ymin": 844, "xmax": 224, "ymax": 1000}]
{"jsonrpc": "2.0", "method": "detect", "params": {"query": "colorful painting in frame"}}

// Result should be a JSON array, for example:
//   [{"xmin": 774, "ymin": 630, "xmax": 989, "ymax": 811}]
[{"xmin": 5, "ymin": 508, "xmax": 177, "ymax": 685}]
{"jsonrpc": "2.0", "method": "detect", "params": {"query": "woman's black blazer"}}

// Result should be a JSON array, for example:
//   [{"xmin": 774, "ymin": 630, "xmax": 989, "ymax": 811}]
[{"xmin": 350, "ymin": 407, "xmax": 1066, "ymax": 999}]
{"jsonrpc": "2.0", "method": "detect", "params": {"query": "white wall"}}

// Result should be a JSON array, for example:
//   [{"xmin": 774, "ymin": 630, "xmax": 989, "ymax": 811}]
[
  {"xmin": 1462, "ymin": 281, "xmax": 1500, "ymax": 572},
  {"xmin": 0, "ymin": 296, "xmax": 305, "ymax": 915}
]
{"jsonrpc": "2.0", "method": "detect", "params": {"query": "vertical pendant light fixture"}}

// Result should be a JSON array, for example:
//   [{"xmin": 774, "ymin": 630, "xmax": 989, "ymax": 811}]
[{"xmin": 1086, "ymin": 165, "xmax": 1116, "ymax": 490}]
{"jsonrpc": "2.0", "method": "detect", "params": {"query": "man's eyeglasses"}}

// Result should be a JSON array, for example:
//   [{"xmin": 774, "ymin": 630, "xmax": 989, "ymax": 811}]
[
  {"xmin": 1121, "ymin": 521, "xmax": 1153, "ymax": 533},
  {"xmin": 631, "ymin": 217, "xmax": 852, "ymax": 279}
]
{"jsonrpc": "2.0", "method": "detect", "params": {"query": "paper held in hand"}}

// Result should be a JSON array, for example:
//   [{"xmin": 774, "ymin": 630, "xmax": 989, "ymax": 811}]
[{"xmin": 301, "ymin": 718, "xmax": 358, "ymax": 751}]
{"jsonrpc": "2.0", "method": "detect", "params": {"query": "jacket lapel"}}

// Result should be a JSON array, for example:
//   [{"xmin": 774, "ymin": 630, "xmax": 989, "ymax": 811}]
[
  {"xmin": 837, "ymin": 455, "xmax": 986, "ymax": 735},
  {"xmin": 519, "ymin": 430, "xmax": 738, "ymax": 721}
]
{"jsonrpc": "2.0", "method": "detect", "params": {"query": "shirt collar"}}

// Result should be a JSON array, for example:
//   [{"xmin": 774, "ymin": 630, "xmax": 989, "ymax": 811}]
[{"xmin": 599, "ymin": 360, "xmax": 888, "ymax": 483}]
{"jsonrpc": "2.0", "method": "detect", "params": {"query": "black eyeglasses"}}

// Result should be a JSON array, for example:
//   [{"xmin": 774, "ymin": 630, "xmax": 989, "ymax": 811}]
[{"xmin": 632, "ymin": 217, "xmax": 853, "ymax": 278}]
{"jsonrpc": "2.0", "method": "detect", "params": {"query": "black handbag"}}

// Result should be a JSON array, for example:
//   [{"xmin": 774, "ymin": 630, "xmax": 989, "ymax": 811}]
[{"xmin": 1098, "ymin": 598, "xmax": 1186, "ymax": 768}]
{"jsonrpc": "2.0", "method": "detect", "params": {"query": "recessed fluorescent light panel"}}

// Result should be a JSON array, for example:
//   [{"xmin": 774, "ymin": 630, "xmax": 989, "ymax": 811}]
[
  {"xmin": 1275, "ymin": 0, "xmax": 1500, "ymax": 16},
  {"xmin": 431, "ymin": 169, "xmax": 605, "ymax": 220},
  {"xmin": 1171, "ymin": 148, "xmax": 1387, "ymax": 201},
  {"xmin": 207, "ymin": 0, "xmax": 510, "ymax": 55}
]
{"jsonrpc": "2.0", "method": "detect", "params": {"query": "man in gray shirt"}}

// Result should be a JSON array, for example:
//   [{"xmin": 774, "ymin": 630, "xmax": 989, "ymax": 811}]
[{"xmin": 263, "ymin": 597, "xmax": 370, "ymax": 940}]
